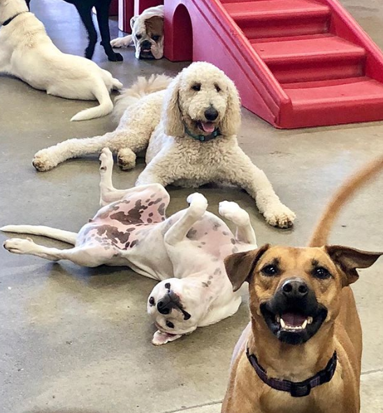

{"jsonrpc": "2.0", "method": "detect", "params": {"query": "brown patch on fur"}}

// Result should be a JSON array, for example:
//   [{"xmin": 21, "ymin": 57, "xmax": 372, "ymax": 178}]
[{"xmin": 145, "ymin": 16, "xmax": 164, "ymax": 37}]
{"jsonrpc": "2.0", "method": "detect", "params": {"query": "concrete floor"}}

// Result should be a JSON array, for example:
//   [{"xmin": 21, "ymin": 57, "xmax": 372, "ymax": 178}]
[{"xmin": 0, "ymin": 0, "xmax": 383, "ymax": 412}]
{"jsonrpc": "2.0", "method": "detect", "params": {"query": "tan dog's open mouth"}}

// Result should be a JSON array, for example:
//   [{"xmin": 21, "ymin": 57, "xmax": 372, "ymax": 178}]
[{"xmin": 261, "ymin": 302, "xmax": 328, "ymax": 345}]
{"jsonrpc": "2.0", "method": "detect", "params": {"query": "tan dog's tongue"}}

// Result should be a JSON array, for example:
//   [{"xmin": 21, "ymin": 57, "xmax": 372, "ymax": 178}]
[
  {"xmin": 282, "ymin": 312, "xmax": 306, "ymax": 327},
  {"xmin": 201, "ymin": 122, "xmax": 215, "ymax": 133}
]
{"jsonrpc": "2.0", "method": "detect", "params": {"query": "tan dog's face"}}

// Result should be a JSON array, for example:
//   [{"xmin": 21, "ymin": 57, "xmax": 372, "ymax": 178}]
[
  {"xmin": 225, "ymin": 245, "xmax": 382, "ymax": 345},
  {"xmin": 131, "ymin": 15, "xmax": 164, "ymax": 60}
]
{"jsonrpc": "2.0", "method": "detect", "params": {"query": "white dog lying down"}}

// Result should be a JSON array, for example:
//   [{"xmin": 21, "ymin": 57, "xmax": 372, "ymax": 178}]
[
  {"xmin": 32, "ymin": 62, "xmax": 295, "ymax": 227},
  {"xmin": 2, "ymin": 148, "xmax": 257, "ymax": 345},
  {"xmin": 110, "ymin": 5, "xmax": 164, "ymax": 60},
  {"xmin": 0, "ymin": 0, "xmax": 123, "ymax": 121}
]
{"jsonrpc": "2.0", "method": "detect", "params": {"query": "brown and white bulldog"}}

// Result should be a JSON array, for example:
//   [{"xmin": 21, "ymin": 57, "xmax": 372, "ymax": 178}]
[
  {"xmin": 221, "ymin": 156, "xmax": 383, "ymax": 413},
  {"xmin": 110, "ymin": 5, "xmax": 164, "ymax": 59}
]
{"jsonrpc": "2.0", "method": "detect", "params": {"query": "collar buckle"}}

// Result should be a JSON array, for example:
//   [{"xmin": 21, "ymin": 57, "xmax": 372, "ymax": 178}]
[{"xmin": 290, "ymin": 382, "xmax": 311, "ymax": 398}]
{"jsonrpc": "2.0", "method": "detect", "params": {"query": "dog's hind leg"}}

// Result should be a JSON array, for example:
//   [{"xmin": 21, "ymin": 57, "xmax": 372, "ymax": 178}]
[
  {"xmin": 3, "ymin": 238, "xmax": 117, "ymax": 267},
  {"xmin": 164, "ymin": 193, "xmax": 208, "ymax": 246},
  {"xmin": 74, "ymin": 3, "xmax": 98, "ymax": 59},
  {"xmin": 32, "ymin": 130, "xmax": 129, "ymax": 172},
  {"xmin": 95, "ymin": 1, "xmax": 123, "ymax": 62},
  {"xmin": 219, "ymin": 202, "xmax": 257, "ymax": 245},
  {"xmin": 98, "ymin": 148, "xmax": 161, "ymax": 205}
]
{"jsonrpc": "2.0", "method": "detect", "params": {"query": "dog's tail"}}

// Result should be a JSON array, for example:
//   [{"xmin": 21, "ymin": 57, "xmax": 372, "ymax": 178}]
[
  {"xmin": 71, "ymin": 78, "xmax": 114, "ymax": 122},
  {"xmin": 309, "ymin": 155, "xmax": 383, "ymax": 247},
  {"xmin": 1, "ymin": 225, "xmax": 77, "ymax": 245},
  {"xmin": 113, "ymin": 74, "xmax": 172, "ymax": 122}
]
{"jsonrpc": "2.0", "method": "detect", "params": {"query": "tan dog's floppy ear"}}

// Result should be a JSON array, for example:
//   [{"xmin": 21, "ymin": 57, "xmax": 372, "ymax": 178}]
[
  {"xmin": 225, "ymin": 245, "xmax": 269, "ymax": 292},
  {"xmin": 163, "ymin": 73, "xmax": 184, "ymax": 137},
  {"xmin": 327, "ymin": 245, "xmax": 383, "ymax": 286},
  {"xmin": 220, "ymin": 77, "xmax": 241, "ymax": 137}
]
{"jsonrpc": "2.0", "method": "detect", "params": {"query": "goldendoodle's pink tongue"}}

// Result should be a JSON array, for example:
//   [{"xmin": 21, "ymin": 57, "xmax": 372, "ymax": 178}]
[{"xmin": 201, "ymin": 122, "xmax": 215, "ymax": 133}]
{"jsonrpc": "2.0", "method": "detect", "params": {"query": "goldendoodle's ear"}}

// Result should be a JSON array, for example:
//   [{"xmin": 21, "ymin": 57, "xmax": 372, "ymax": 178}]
[
  {"xmin": 163, "ymin": 74, "xmax": 184, "ymax": 137},
  {"xmin": 220, "ymin": 78, "xmax": 241, "ymax": 137}
]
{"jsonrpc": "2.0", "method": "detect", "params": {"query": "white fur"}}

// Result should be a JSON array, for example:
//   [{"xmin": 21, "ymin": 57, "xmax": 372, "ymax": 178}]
[
  {"xmin": 0, "ymin": 0, "xmax": 123, "ymax": 121},
  {"xmin": 110, "ymin": 5, "xmax": 164, "ymax": 59},
  {"xmin": 32, "ymin": 62, "xmax": 296, "ymax": 227},
  {"xmin": 2, "ymin": 148, "xmax": 256, "ymax": 345}
]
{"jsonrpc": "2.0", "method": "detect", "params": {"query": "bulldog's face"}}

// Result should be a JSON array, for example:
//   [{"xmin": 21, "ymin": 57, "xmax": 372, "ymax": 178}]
[
  {"xmin": 131, "ymin": 15, "xmax": 164, "ymax": 59},
  {"xmin": 225, "ymin": 245, "xmax": 382, "ymax": 346},
  {"xmin": 147, "ymin": 278, "xmax": 208, "ymax": 345}
]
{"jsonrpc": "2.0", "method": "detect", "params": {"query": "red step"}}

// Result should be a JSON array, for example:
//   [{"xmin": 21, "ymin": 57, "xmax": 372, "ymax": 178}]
[
  {"xmin": 252, "ymin": 34, "xmax": 366, "ymax": 83},
  {"xmin": 165, "ymin": 0, "xmax": 383, "ymax": 128},
  {"xmin": 224, "ymin": 0, "xmax": 331, "ymax": 39},
  {"xmin": 282, "ymin": 77, "xmax": 383, "ymax": 127}
]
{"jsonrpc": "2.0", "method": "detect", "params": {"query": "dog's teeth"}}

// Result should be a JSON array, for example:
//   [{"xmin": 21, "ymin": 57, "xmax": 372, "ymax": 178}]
[
  {"xmin": 301, "ymin": 320, "xmax": 308, "ymax": 329},
  {"xmin": 276, "ymin": 316, "xmax": 280, "ymax": 323},
  {"xmin": 308, "ymin": 317, "xmax": 313, "ymax": 325},
  {"xmin": 280, "ymin": 318, "xmax": 286, "ymax": 328}
]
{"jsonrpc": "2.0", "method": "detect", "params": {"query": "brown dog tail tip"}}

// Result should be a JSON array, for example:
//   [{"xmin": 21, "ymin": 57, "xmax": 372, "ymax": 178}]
[{"xmin": 309, "ymin": 155, "xmax": 383, "ymax": 248}]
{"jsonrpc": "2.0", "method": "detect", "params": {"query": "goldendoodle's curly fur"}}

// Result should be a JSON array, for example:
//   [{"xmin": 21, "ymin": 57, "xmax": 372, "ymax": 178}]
[{"xmin": 33, "ymin": 62, "xmax": 295, "ymax": 227}]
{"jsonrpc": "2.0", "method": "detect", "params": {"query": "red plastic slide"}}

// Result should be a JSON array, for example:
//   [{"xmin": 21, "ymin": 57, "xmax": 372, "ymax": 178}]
[{"xmin": 164, "ymin": 0, "xmax": 383, "ymax": 128}]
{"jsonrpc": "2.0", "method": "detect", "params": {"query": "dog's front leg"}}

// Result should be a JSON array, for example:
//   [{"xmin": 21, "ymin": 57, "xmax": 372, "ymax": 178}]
[
  {"xmin": 136, "ymin": 150, "xmax": 180, "ymax": 187},
  {"xmin": 74, "ymin": 4, "xmax": 98, "ymax": 59},
  {"xmin": 221, "ymin": 149, "xmax": 296, "ymax": 228},
  {"xmin": 95, "ymin": 2, "xmax": 123, "ymax": 62}
]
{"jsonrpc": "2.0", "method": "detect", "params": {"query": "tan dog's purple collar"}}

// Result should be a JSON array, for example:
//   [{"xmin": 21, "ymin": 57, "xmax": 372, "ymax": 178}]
[{"xmin": 246, "ymin": 347, "xmax": 337, "ymax": 398}]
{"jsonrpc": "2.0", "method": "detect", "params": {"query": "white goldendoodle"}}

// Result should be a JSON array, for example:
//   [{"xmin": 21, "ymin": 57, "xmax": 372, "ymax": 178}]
[
  {"xmin": 0, "ymin": 0, "xmax": 123, "ymax": 121},
  {"xmin": 32, "ymin": 62, "xmax": 296, "ymax": 227}
]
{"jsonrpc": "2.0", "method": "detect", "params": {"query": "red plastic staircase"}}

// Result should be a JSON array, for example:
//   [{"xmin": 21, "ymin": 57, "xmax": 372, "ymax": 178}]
[{"xmin": 164, "ymin": 0, "xmax": 383, "ymax": 128}]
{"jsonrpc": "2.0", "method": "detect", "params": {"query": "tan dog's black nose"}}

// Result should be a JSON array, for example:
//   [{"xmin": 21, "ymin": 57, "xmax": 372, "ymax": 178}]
[{"xmin": 282, "ymin": 279, "xmax": 308, "ymax": 299}]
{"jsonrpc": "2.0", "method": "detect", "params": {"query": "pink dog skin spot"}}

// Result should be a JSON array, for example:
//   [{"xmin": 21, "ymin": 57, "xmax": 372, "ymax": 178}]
[{"xmin": 77, "ymin": 186, "xmax": 170, "ymax": 250}]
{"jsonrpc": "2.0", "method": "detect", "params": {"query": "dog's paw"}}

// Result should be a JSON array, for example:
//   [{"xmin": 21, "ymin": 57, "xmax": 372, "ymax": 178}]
[
  {"xmin": 33, "ymin": 150, "xmax": 57, "ymax": 172},
  {"xmin": 186, "ymin": 193, "xmax": 208, "ymax": 216},
  {"xmin": 264, "ymin": 204, "xmax": 296, "ymax": 229},
  {"xmin": 110, "ymin": 37, "xmax": 129, "ymax": 48},
  {"xmin": 117, "ymin": 148, "xmax": 136, "ymax": 170},
  {"xmin": 99, "ymin": 148, "xmax": 114, "ymax": 172},
  {"xmin": 3, "ymin": 238, "xmax": 35, "ymax": 254},
  {"xmin": 108, "ymin": 52, "xmax": 123, "ymax": 62},
  {"xmin": 152, "ymin": 330, "xmax": 182, "ymax": 346},
  {"xmin": 219, "ymin": 201, "xmax": 250, "ymax": 227}
]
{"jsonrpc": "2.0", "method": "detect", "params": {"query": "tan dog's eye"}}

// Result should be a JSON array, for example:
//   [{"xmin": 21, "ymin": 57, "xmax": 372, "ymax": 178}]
[
  {"xmin": 312, "ymin": 267, "xmax": 332, "ymax": 280},
  {"xmin": 191, "ymin": 83, "xmax": 201, "ymax": 91},
  {"xmin": 166, "ymin": 321, "xmax": 175, "ymax": 329},
  {"xmin": 261, "ymin": 264, "xmax": 279, "ymax": 276},
  {"xmin": 215, "ymin": 84, "xmax": 221, "ymax": 92},
  {"xmin": 152, "ymin": 35, "xmax": 160, "ymax": 41}
]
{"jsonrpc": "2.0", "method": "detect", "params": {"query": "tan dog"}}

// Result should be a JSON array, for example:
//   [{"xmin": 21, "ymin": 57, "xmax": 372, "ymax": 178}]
[{"xmin": 222, "ymin": 156, "xmax": 383, "ymax": 413}]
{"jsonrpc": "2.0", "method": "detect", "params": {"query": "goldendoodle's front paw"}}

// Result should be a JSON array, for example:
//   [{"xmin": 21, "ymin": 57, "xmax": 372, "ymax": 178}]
[
  {"xmin": 3, "ymin": 238, "xmax": 35, "ymax": 254},
  {"xmin": 117, "ymin": 148, "xmax": 136, "ymax": 170},
  {"xmin": 264, "ymin": 204, "xmax": 296, "ymax": 229},
  {"xmin": 33, "ymin": 150, "xmax": 57, "ymax": 172}
]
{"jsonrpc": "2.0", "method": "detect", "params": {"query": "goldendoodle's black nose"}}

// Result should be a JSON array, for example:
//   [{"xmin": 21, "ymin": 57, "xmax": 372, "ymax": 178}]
[{"xmin": 205, "ymin": 107, "xmax": 218, "ymax": 121}]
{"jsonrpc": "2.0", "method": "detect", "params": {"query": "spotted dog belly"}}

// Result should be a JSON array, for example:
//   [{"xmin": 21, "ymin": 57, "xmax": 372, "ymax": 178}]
[
  {"xmin": 180, "ymin": 211, "xmax": 241, "ymax": 259},
  {"xmin": 77, "ymin": 186, "xmax": 170, "ymax": 252}
]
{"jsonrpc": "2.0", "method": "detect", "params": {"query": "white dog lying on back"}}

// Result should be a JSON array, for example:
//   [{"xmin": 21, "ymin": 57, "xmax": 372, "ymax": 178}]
[
  {"xmin": 32, "ymin": 62, "xmax": 296, "ymax": 228},
  {"xmin": 2, "ymin": 148, "xmax": 257, "ymax": 345},
  {"xmin": 0, "ymin": 0, "xmax": 123, "ymax": 121}
]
